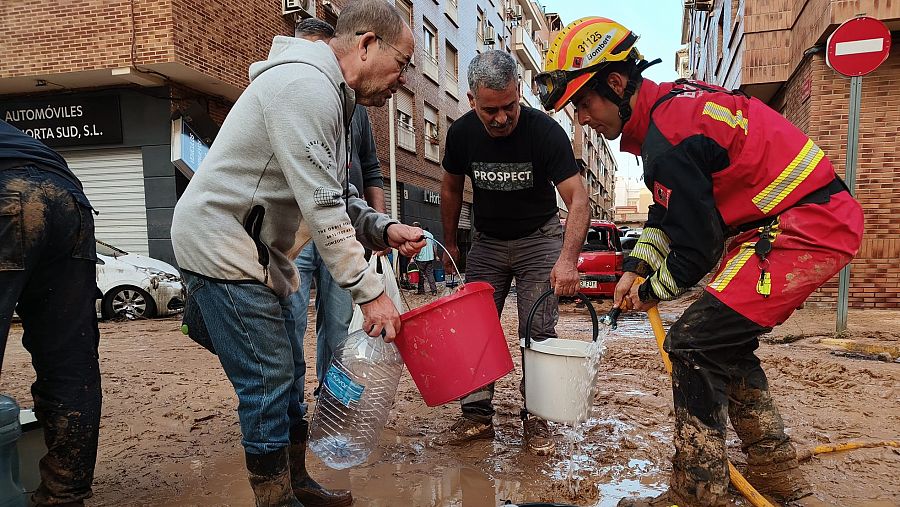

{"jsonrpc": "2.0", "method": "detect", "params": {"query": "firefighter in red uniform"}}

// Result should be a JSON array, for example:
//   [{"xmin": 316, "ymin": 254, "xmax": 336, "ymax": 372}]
[{"xmin": 537, "ymin": 18, "xmax": 863, "ymax": 507}]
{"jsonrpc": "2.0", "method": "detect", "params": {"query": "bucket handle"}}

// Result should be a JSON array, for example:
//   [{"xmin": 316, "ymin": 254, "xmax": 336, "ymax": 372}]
[
  {"xmin": 523, "ymin": 289, "xmax": 599, "ymax": 349},
  {"xmin": 423, "ymin": 236, "xmax": 465, "ymax": 289}
]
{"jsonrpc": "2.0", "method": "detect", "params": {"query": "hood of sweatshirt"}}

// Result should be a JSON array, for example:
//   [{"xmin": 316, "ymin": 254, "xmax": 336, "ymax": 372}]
[{"xmin": 250, "ymin": 36, "xmax": 356, "ymax": 129}]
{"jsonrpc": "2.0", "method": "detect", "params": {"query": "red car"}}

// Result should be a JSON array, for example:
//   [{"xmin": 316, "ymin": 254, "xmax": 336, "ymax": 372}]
[{"xmin": 562, "ymin": 219, "xmax": 624, "ymax": 297}]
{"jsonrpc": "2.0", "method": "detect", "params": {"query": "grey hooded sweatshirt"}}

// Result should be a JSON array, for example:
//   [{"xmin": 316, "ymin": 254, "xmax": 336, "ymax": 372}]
[{"xmin": 171, "ymin": 36, "xmax": 395, "ymax": 302}]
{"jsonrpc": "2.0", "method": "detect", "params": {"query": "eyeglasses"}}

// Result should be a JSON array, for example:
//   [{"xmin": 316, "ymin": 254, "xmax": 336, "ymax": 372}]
[{"xmin": 356, "ymin": 31, "xmax": 411, "ymax": 75}]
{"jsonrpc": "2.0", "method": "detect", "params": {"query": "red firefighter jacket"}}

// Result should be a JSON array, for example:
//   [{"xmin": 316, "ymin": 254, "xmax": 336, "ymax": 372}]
[{"xmin": 620, "ymin": 79, "xmax": 839, "ymax": 302}]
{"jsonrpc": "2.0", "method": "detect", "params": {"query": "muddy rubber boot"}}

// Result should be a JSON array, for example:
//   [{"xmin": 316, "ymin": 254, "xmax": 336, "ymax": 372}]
[
  {"xmin": 728, "ymin": 382, "xmax": 812, "ymax": 503},
  {"xmin": 434, "ymin": 416, "xmax": 495, "ymax": 446},
  {"xmin": 246, "ymin": 448, "xmax": 304, "ymax": 507},
  {"xmin": 522, "ymin": 416, "xmax": 555, "ymax": 456},
  {"xmin": 620, "ymin": 409, "xmax": 733, "ymax": 507},
  {"xmin": 289, "ymin": 421, "xmax": 352, "ymax": 507}
]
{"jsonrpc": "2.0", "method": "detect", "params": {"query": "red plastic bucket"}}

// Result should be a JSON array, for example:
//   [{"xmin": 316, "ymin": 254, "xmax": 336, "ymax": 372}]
[
  {"xmin": 395, "ymin": 281, "xmax": 513, "ymax": 406},
  {"xmin": 408, "ymin": 271, "xmax": 420, "ymax": 285}
]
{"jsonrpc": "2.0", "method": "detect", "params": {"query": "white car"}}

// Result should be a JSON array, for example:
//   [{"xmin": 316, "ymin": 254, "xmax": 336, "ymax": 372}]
[{"xmin": 96, "ymin": 240, "xmax": 185, "ymax": 319}]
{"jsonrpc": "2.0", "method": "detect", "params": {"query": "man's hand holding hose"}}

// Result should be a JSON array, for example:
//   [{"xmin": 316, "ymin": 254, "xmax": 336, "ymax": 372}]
[{"xmin": 613, "ymin": 271, "xmax": 658, "ymax": 312}]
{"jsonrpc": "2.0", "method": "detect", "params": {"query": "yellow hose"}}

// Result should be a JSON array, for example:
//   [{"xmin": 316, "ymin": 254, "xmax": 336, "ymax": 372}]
[
  {"xmin": 799, "ymin": 440, "xmax": 900, "ymax": 461},
  {"xmin": 646, "ymin": 306, "xmax": 672, "ymax": 374}
]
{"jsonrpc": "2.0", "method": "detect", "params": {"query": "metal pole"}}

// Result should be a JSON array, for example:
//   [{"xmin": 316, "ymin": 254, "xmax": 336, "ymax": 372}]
[
  {"xmin": 836, "ymin": 75, "xmax": 861, "ymax": 333},
  {"xmin": 388, "ymin": 96, "xmax": 400, "ymax": 273}
]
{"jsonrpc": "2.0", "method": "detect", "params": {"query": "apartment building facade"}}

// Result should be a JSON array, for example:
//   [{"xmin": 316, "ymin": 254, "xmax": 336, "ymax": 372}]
[{"xmin": 683, "ymin": 0, "xmax": 900, "ymax": 308}]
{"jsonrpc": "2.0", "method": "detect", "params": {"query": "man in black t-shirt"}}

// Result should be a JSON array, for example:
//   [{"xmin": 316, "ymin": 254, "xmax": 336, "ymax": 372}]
[{"xmin": 440, "ymin": 50, "xmax": 590, "ymax": 456}]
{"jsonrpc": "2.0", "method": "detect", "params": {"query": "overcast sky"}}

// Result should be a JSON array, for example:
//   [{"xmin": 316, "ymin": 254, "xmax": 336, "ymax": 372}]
[{"xmin": 540, "ymin": 0, "xmax": 684, "ymax": 180}]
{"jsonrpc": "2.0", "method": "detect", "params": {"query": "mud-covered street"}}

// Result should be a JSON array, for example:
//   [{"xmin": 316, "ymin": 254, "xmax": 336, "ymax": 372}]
[{"xmin": 3, "ymin": 288, "xmax": 899, "ymax": 506}]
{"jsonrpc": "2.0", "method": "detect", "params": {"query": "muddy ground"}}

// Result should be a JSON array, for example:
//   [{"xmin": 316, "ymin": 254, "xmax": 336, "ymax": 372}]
[{"xmin": 3, "ymin": 286, "xmax": 899, "ymax": 507}]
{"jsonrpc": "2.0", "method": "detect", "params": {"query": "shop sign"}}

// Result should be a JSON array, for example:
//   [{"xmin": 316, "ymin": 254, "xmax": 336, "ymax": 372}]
[
  {"xmin": 1, "ymin": 95, "xmax": 123, "ymax": 147},
  {"xmin": 424, "ymin": 189, "xmax": 441, "ymax": 205},
  {"xmin": 171, "ymin": 118, "xmax": 209, "ymax": 179}
]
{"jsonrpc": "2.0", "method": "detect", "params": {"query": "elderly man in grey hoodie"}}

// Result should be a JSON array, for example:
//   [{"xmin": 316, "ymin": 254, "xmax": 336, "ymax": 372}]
[{"xmin": 171, "ymin": 2, "xmax": 419, "ymax": 506}]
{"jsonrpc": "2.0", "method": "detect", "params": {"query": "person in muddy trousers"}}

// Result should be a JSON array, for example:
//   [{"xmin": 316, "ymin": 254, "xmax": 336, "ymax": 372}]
[
  {"xmin": 0, "ymin": 120, "xmax": 102, "ymax": 507},
  {"xmin": 439, "ymin": 50, "xmax": 590, "ymax": 456},
  {"xmin": 536, "ymin": 17, "xmax": 864, "ymax": 507},
  {"xmin": 170, "ymin": 2, "xmax": 426, "ymax": 506}
]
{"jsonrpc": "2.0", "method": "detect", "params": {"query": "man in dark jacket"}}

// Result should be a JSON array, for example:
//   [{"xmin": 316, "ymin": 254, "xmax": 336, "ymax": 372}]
[{"xmin": 0, "ymin": 119, "xmax": 102, "ymax": 507}]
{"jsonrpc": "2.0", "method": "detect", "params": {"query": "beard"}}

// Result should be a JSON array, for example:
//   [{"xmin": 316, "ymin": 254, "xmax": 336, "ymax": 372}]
[{"xmin": 355, "ymin": 80, "xmax": 391, "ymax": 107}]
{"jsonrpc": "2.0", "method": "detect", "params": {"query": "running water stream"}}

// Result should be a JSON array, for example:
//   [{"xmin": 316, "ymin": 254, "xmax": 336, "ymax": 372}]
[{"xmin": 559, "ymin": 329, "xmax": 608, "ymax": 498}]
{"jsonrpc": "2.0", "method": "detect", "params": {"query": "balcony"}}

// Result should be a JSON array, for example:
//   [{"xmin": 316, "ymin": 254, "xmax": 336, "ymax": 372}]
[
  {"xmin": 511, "ymin": 26, "xmax": 542, "ymax": 73},
  {"xmin": 444, "ymin": 69, "xmax": 459, "ymax": 99},
  {"xmin": 397, "ymin": 121, "xmax": 415, "ymax": 152},
  {"xmin": 518, "ymin": 0, "xmax": 545, "ymax": 29},
  {"xmin": 422, "ymin": 53, "xmax": 440, "ymax": 84}
]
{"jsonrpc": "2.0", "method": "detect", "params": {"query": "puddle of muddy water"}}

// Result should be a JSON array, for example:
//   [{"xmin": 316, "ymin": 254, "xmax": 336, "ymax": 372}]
[{"xmin": 146, "ymin": 439, "xmax": 668, "ymax": 507}]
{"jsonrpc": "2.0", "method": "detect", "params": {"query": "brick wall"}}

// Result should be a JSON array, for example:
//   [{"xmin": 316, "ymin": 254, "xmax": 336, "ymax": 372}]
[
  {"xmin": 1, "ymin": 0, "xmax": 163, "ymax": 77},
  {"xmin": 776, "ymin": 48, "xmax": 900, "ymax": 309},
  {"xmin": 1, "ymin": 0, "xmax": 290, "ymax": 93},
  {"xmin": 172, "ymin": 0, "xmax": 292, "ymax": 90}
]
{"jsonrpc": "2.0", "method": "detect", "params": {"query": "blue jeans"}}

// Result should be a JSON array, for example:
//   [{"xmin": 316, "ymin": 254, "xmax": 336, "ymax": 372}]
[
  {"xmin": 290, "ymin": 243, "xmax": 353, "ymax": 392},
  {"xmin": 0, "ymin": 166, "xmax": 101, "ymax": 504},
  {"xmin": 182, "ymin": 272, "xmax": 306, "ymax": 454}
]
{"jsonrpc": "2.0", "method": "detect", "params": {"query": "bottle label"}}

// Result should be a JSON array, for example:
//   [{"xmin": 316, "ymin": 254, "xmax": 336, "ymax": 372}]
[{"xmin": 324, "ymin": 366, "xmax": 365, "ymax": 407}]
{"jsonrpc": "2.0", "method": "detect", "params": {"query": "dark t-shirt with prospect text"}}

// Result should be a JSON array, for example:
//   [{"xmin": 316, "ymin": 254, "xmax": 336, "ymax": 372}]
[{"xmin": 442, "ymin": 105, "xmax": 579, "ymax": 240}]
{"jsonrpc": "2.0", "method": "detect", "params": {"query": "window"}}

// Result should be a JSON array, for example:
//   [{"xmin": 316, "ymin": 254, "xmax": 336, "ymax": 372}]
[
  {"xmin": 423, "ymin": 21, "xmax": 439, "ymax": 82},
  {"xmin": 444, "ymin": 42, "xmax": 459, "ymax": 98},
  {"xmin": 396, "ymin": 0, "xmax": 413, "ymax": 28},
  {"xmin": 395, "ymin": 0, "xmax": 415, "ymax": 67},
  {"xmin": 396, "ymin": 89, "xmax": 415, "ymax": 152},
  {"xmin": 445, "ymin": 0, "xmax": 458, "ymax": 25},
  {"xmin": 424, "ymin": 103, "xmax": 440, "ymax": 162},
  {"xmin": 476, "ymin": 8, "xmax": 485, "ymax": 44}
]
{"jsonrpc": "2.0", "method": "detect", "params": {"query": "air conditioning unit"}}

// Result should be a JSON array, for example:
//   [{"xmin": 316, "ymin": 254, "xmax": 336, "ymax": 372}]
[
  {"xmin": 283, "ymin": 0, "xmax": 315, "ymax": 17},
  {"xmin": 685, "ymin": 0, "xmax": 713, "ymax": 11},
  {"xmin": 484, "ymin": 24, "xmax": 496, "ymax": 44},
  {"xmin": 508, "ymin": 4, "xmax": 523, "ymax": 20}
]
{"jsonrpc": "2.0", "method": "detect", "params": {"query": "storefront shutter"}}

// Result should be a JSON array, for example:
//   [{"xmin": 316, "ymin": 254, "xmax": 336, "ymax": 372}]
[{"xmin": 62, "ymin": 148, "xmax": 149, "ymax": 255}]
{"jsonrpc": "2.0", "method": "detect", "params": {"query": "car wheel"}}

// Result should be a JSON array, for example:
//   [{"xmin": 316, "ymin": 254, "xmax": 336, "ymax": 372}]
[{"xmin": 103, "ymin": 286, "xmax": 157, "ymax": 319}]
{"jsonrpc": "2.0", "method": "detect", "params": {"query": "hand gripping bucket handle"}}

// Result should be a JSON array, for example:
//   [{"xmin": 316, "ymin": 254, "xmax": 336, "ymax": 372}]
[
  {"xmin": 523, "ymin": 290, "xmax": 599, "ymax": 348},
  {"xmin": 521, "ymin": 289, "xmax": 599, "ymax": 419}
]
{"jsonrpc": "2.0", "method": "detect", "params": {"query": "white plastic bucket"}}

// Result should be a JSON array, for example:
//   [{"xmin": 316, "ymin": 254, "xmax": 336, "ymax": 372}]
[
  {"xmin": 521, "ymin": 290, "xmax": 602, "ymax": 425},
  {"xmin": 521, "ymin": 337, "xmax": 603, "ymax": 424}
]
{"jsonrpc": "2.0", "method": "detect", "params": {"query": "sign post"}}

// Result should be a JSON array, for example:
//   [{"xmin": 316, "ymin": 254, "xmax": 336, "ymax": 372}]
[{"xmin": 826, "ymin": 15, "xmax": 891, "ymax": 333}]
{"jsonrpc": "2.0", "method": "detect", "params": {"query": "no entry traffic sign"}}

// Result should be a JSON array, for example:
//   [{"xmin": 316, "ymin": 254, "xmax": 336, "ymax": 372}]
[{"xmin": 826, "ymin": 16, "xmax": 891, "ymax": 77}]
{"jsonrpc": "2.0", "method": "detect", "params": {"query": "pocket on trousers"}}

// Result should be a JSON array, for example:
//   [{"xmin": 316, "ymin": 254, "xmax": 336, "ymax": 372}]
[
  {"xmin": 0, "ymin": 193, "xmax": 25, "ymax": 270},
  {"xmin": 537, "ymin": 219, "xmax": 563, "ymax": 239},
  {"xmin": 71, "ymin": 193, "xmax": 97, "ymax": 261},
  {"xmin": 182, "ymin": 276, "xmax": 216, "ymax": 354}
]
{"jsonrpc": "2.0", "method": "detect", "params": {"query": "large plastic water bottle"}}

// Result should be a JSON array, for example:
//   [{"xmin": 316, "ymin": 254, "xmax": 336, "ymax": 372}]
[
  {"xmin": 0, "ymin": 395, "xmax": 26, "ymax": 507},
  {"xmin": 308, "ymin": 329, "xmax": 404, "ymax": 469}
]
